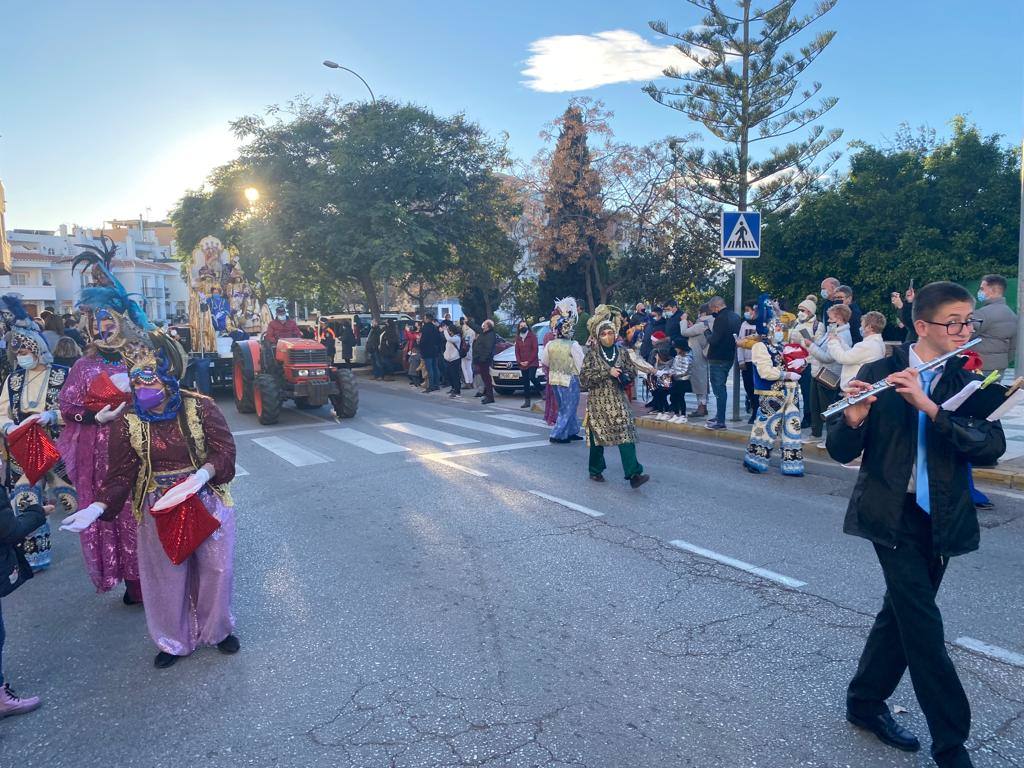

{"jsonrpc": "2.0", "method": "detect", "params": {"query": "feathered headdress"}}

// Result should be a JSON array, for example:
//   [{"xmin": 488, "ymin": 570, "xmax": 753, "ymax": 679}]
[
  {"xmin": 122, "ymin": 330, "xmax": 189, "ymax": 423},
  {"xmin": 73, "ymin": 236, "xmax": 155, "ymax": 333},
  {"xmin": 551, "ymin": 296, "xmax": 579, "ymax": 339},
  {"xmin": 587, "ymin": 304, "xmax": 624, "ymax": 340},
  {"xmin": 1, "ymin": 295, "xmax": 53, "ymax": 366},
  {"xmin": 754, "ymin": 293, "xmax": 777, "ymax": 337},
  {"xmin": 0, "ymin": 293, "xmax": 33, "ymax": 328}
]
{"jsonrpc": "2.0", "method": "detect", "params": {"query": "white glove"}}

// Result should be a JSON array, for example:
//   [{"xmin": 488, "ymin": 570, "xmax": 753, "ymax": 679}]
[
  {"xmin": 784, "ymin": 371, "xmax": 802, "ymax": 382},
  {"xmin": 110, "ymin": 372, "xmax": 131, "ymax": 392},
  {"xmin": 150, "ymin": 467, "xmax": 212, "ymax": 512},
  {"xmin": 95, "ymin": 402, "xmax": 127, "ymax": 424},
  {"xmin": 60, "ymin": 502, "xmax": 106, "ymax": 533},
  {"xmin": 33, "ymin": 411, "xmax": 57, "ymax": 426}
]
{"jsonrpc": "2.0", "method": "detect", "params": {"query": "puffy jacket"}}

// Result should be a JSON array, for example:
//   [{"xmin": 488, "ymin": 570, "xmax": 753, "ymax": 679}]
[
  {"xmin": 972, "ymin": 297, "xmax": 1017, "ymax": 372},
  {"xmin": 826, "ymin": 332, "xmax": 886, "ymax": 389},
  {"xmin": 471, "ymin": 327, "xmax": 497, "ymax": 364},
  {"xmin": 826, "ymin": 344, "xmax": 1006, "ymax": 556},
  {"xmin": 418, "ymin": 323, "xmax": 443, "ymax": 357},
  {"xmin": 0, "ymin": 487, "xmax": 45, "ymax": 598}
]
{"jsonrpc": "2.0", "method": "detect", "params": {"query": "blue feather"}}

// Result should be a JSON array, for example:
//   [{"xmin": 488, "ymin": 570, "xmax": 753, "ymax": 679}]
[{"xmin": 0, "ymin": 294, "xmax": 30, "ymax": 322}]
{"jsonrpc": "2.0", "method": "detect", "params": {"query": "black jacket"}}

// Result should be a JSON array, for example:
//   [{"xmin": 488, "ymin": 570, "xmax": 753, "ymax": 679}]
[
  {"xmin": 665, "ymin": 311, "xmax": 685, "ymax": 348},
  {"xmin": 826, "ymin": 345, "xmax": 1006, "ymax": 556},
  {"xmin": 0, "ymin": 488, "xmax": 45, "ymax": 598},
  {"xmin": 707, "ymin": 308, "xmax": 741, "ymax": 362},
  {"xmin": 418, "ymin": 323, "xmax": 443, "ymax": 357},
  {"xmin": 470, "ymin": 323, "xmax": 497, "ymax": 364}
]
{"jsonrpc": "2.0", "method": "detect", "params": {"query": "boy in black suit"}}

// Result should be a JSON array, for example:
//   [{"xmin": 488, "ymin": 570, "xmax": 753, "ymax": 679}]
[{"xmin": 827, "ymin": 281, "xmax": 1006, "ymax": 768}]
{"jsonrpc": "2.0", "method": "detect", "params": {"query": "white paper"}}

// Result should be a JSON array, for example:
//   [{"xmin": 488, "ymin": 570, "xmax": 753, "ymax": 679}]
[
  {"xmin": 986, "ymin": 389, "xmax": 1024, "ymax": 422},
  {"xmin": 940, "ymin": 380, "xmax": 981, "ymax": 411}
]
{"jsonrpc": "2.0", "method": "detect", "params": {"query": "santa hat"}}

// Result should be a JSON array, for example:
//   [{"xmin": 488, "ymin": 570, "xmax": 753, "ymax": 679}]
[{"xmin": 651, "ymin": 330, "xmax": 670, "ymax": 347}]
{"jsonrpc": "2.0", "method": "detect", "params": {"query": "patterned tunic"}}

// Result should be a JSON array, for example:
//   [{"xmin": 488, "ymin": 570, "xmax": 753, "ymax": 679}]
[{"xmin": 580, "ymin": 344, "xmax": 638, "ymax": 447}]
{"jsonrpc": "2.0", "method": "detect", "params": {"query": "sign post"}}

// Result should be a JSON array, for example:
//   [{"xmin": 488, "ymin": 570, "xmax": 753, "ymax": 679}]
[{"xmin": 721, "ymin": 210, "xmax": 761, "ymax": 422}]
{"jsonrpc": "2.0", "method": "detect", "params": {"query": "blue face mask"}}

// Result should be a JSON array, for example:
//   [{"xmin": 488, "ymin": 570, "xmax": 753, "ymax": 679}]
[
  {"xmin": 743, "ymin": 312, "xmax": 754, "ymax": 321},
  {"xmin": 820, "ymin": 289, "xmax": 830, "ymax": 299},
  {"xmin": 977, "ymin": 289, "xmax": 987, "ymax": 303},
  {"xmin": 773, "ymin": 331, "xmax": 784, "ymax": 343}
]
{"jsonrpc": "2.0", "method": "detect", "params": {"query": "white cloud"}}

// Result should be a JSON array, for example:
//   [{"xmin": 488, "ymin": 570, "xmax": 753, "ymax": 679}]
[{"xmin": 522, "ymin": 29, "xmax": 695, "ymax": 93}]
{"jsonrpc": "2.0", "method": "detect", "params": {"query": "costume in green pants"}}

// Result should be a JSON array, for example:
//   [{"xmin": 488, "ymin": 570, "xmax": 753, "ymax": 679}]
[{"xmin": 588, "ymin": 435, "xmax": 642, "ymax": 479}]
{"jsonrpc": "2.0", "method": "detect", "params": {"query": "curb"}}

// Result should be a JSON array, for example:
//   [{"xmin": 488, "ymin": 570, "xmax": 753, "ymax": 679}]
[{"xmin": 530, "ymin": 405, "xmax": 1024, "ymax": 488}]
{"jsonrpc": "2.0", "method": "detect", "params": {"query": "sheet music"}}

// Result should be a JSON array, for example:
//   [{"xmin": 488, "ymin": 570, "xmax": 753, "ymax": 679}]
[{"xmin": 940, "ymin": 380, "xmax": 981, "ymax": 412}]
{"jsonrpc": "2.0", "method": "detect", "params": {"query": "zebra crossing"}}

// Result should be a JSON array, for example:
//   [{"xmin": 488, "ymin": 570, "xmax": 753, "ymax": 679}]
[{"xmin": 235, "ymin": 413, "xmax": 551, "ymax": 476}]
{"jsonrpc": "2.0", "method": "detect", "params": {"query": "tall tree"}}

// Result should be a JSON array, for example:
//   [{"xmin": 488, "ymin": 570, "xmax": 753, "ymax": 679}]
[
  {"xmin": 535, "ymin": 105, "xmax": 608, "ymax": 313},
  {"xmin": 646, "ymin": 0, "xmax": 843, "ymax": 229}
]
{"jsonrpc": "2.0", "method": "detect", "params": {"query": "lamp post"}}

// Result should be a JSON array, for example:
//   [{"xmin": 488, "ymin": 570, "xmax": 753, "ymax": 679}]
[
  {"xmin": 322, "ymin": 60, "xmax": 377, "ymax": 107},
  {"xmin": 322, "ymin": 59, "xmax": 387, "ymax": 311}
]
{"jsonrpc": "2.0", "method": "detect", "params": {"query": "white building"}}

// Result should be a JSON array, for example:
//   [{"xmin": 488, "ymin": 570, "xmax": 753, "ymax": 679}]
[{"xmin": 3, "ymin": 224, "xmax": 188, "ymax": 322}]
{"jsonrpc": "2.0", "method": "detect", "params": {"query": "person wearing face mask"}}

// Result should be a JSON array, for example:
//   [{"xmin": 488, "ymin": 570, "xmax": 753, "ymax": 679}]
[
  {"xmin": 264, "ymin": 307, "xmax": 301, "ymax": 346},
  {"xmin": 803, "ymin": 304, "xmax": 853, "ymax": 448},
  {"xmin": 540, "ymin": 299, "xmax": 585, "ymax": 442},
  {"xmin": 826, "ymin": 311, "xmax": 887, "ymax": 391},
  {"xmin": 514, "ymin": 321, "xmax": 540, "ymax": 409},
  {"xmin": 61, "ymin": 332, "xmax": 240, "ymax": 670},
  {"xmin": 0, "ymin": 299, "xmax": 78, "ymax": 572},
  {"xmin": 579, "ymin": 306, "xmax": 649, "ymax": 488},
  {"xmin": 743, "ymin": 295, "xmax": 805, "ymax": 476},
  {"xmin": 736, "ymin": 301, "xmax": 760, "ymax": 423},
  {"xmin": 793, "ymin": 298, "xmax": 821, "ymax": 429},
  {"xmin": 971, "ymin": 274, "xmax": 1016, "ymax": 378}
]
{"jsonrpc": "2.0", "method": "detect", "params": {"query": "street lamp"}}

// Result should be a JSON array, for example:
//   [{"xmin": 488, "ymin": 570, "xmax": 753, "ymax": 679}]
[{"xmin": 322, "ymin": 60, "xmax": 377, "ymax": 107}]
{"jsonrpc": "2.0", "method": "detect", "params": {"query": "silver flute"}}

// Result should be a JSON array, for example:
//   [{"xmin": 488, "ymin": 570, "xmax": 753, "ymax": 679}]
[{"xmin": 821, "ymin": 337, "xmax": 982, "ymax": 420}]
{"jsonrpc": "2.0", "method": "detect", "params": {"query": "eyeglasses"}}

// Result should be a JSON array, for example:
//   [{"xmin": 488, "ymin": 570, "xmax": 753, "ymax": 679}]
[{"xmin": 922, "ymin": 317, "xmax": 982, "ymax": 335}]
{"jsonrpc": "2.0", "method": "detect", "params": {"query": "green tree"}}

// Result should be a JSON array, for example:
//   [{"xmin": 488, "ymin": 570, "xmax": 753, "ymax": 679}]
[
  {"xmin": 646, "ymin": 0, "xmax": 843, "ymax": 231},
  {"xmin": 754, "ymin": 118, "xmax": 1022, "ymax": 312},
  {"xmin": 226, "ymin": 97, "xmax": 509, "ymax": 320}
]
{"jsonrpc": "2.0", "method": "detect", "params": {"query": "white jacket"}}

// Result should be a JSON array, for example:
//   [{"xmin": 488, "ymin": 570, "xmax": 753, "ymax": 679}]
[
  {"xmin": 442, "ymin": 329, "xmax": 463, "ymax": 362},
  {"xmin": 826, "ymin": 332, "xmax": 885, "ymax": 388}
]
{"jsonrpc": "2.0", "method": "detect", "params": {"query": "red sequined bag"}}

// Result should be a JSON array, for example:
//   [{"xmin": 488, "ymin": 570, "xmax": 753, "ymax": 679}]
[
  {"xmin": 149, "ymin": 479, "xmax": 221, "ymax": 565},
  {"xmin": 6, "ymin": 420, "xmax": 61, "ymax": 485},
  {"xmin": 84, "ymin": 371, "xmax": 132, "ymax": 412}
]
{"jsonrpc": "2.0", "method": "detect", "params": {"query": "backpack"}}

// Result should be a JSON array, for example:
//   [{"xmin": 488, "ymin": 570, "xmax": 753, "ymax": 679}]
[{"xmin": 459, "ymin": 337, "xmax": 470, "ymax": 358}]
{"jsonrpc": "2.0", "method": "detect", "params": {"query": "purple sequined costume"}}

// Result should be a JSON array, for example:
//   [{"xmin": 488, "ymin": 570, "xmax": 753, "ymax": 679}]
[{"xmin": 57, "ymin": 354, "xmax": 141, "ymax": 593}]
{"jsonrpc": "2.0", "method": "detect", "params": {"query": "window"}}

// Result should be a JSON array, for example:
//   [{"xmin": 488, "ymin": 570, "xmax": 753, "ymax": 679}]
[
  {"xmin": 11, "ymin": 272, "xmax": 28, "ymax": 286},
  {"xmin": 42, "ymin": 271, "xmax": 53, "ymax": 286}
]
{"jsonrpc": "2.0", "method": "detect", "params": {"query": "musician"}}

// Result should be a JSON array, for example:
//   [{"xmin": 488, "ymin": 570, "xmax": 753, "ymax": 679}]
[{"xmin": 826, "ymin": 281, "xmax": 1005, "ymax": 768}]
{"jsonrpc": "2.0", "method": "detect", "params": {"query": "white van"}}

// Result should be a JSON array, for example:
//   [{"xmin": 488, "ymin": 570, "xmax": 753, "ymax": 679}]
[{"xmin": 321, "ymin": 312, "xmax": 415, "ymax": 366}]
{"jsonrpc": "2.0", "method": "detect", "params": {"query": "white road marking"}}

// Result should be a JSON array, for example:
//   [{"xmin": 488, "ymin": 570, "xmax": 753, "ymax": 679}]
[
  {"xmin": 380, "ymin": 422, "xmax": 478, "ymax": 446},
  {"xmin": 251, "ymin": 436, "xmax": 333, "ymax": 467},
  {"xmin": 233, "ymin": 422, "xmax": 333, "ymax": 437},
  {"xmin": 419, "ymin": 440, "xmax": 551, "ymax": 460},
  {"xmin": 234, "ymin": 463, "xmax": 250, "ymax": 477},
  {"xmin": 422, "ymin": 457, "xmax": 488, "ymax": 477},
  {"xmin": 488, "ymin": 413, "xmax": 549, "ymax": 428},
  {"xmin": 668, "ymin": 539, "xmax": 807, "ymax": 589},
  {"xmin": 528, "ymin": 490, "xmax": 604, "ymax": 518},
  {"xmin": 438, "ymin": 417, "xmax": 536, "ymax": 439},
  {"xmin": 321, "ymin": 428, "xmax": 410, "ymax": 454},
  {"xmin": 954, "ymin": 637, "xmax": 1024, "ymax": 668}
]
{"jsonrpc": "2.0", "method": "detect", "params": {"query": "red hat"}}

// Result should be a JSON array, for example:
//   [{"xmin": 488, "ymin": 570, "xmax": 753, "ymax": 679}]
[{"xmin": 651, "ymin": 331, "xmax": 667, "ymax": 341}]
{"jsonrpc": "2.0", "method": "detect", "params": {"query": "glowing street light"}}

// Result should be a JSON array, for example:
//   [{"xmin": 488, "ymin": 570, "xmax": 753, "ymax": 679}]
[{"xmin": 244, "ymin": 187, "xmax": 260, "ymax": 204}]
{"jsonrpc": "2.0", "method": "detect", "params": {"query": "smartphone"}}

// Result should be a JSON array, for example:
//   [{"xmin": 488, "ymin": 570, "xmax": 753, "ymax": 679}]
[
  {"xmin": 909, "ymin": 278, "xmax": 915, "ymax": 291},
  {"xmin": 799, "ymin": 329, "xmax": 812, "ymax": 340}
]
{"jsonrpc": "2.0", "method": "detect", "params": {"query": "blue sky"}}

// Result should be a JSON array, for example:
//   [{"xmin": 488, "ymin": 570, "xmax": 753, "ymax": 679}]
[{"xmin": 1, "ymin": 0, "xmax": 1020, "ymax": 229}]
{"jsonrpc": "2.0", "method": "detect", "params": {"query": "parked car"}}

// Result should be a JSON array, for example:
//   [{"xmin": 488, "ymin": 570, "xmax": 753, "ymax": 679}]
[{"xmin": 490, "ymin": 322, "xmax": 551, "ymax": 396}]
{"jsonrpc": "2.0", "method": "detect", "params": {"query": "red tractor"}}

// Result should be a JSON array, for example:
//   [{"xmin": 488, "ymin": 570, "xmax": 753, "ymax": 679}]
[{"xmin": 232, "ymin": 337, "xmax": 358, "ymax": 425}]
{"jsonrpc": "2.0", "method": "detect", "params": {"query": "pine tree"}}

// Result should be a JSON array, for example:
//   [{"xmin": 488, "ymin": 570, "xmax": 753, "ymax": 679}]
[
  {"xmin": 536, "ymin": 106, "xmax": 607, "ymax": 313},
  {"xmin": 646, "ymin": 0, "xmax": 843, "ymax": 220}
]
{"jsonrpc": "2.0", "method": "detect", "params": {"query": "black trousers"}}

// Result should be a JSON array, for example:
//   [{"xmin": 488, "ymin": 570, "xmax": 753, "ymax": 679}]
[
  {"xmin": 446, "ymin": 359, "xmax": 462, "ymax": 394},
  {"xmin": 741, "ymin": 363, "xmax": 759, "ymax": 417},
  {"xmin": 810, "ymin": 378, "xmax": 839, "ymax": 438},
  {"xmin": 521, "ymin": 366, "xmax": 539, "ymax": 399},
  {"xmin": 847, "ymin": 498, "xmax": 971, "ymax": 767},
  {"xmin": 669, "ymin": 380, "xmax": 689, "ymax": 415}
]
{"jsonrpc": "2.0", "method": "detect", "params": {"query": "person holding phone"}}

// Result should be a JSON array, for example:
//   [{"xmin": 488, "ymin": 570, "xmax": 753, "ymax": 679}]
[{"xmin": 891, "ymin": 284, "xmax": 917, "ymax": 343}]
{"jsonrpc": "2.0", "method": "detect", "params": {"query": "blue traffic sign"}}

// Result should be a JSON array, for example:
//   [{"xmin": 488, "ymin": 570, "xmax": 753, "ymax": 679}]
[{"xmin": 721, "ymin": 211, "xmax": 760, "ymax": 259}]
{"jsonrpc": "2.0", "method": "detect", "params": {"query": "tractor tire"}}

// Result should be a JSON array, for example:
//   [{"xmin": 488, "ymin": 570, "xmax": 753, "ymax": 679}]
[
  {"xmin": 232, "ymin": 347, "xmax": 255, "ymax": 413},
  {"xmin": 253, "ymin": 373, "xmax": 283, "ymax": 425},
  {"xmin": 330, "ymin": 367, "xmax": 359, "ymax": 419}
]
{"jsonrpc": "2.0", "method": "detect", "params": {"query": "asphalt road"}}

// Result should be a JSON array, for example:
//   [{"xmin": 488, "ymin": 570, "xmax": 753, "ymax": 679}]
[{"xmin": 2, "ymin": 378, "xmax": 1022, "ymax": 767}]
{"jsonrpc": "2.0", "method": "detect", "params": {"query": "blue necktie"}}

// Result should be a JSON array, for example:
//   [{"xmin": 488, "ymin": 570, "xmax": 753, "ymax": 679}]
[{"xmin": 916, "ymin": 369, "xmax": 938, "ymax": 514}]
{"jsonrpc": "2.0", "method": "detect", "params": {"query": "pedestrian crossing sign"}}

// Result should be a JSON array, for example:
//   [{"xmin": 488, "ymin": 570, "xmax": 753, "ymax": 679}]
[{"xmin": 721, "ymin": 211, "xmax": 761, "ymax": 259}]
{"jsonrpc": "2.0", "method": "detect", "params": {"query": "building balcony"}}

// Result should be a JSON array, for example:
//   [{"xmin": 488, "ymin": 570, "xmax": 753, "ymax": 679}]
[{"xmin": 8, "ymin": 285, "xmax": 57, "ymax": 302}]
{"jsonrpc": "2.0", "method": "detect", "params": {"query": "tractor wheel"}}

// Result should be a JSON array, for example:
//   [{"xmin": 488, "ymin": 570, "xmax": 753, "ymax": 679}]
[
  {"xmin": 330, "ymin": 367, "xmax": 359, "ymax": 419},
  {"xmin": 253, "ymin": 373, "xmax": 283, "ymax": 425},
  {"xmin": 232, "ymin": 348, "xmax": 255, "ymax": 413}
]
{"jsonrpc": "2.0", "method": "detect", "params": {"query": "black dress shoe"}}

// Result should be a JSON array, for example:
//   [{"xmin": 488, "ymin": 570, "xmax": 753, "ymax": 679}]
[
  {"xmin": 481, "ymin": 398, "xmax": 495, "ymax": 404},
  {"xmin": 568, "ymin": 434, "xmax": 584, "ymax": 442},
  {"xmin": 549, "ymin": 437, "xmax": 570, "ymax": 444},
  {"xmin": 846, "ymin": 711, "xmax": 921, "ymax": 753},
  {"xmin": 629, "ymin": 473, "xmax": 650, "ymax": 489},
  {"xmin": 217, "ymin": 634, "xmax": 241, "ymax": 654},
  {"xmin": 154, "ymin": 651, "xmax": 179, "ymax": 669},
  {"xmin": 474, "ymin": 392, "xmax": 484, "ymax": 398},
  {"xmin": 589, "ymin": 473, "xmax": 605, "ymax": 482},
  {"xmin": 122, "ymin": 590, "xmax": 142, "ymax": 606},
  {"xmin": 975, "ymin": 501, "xmax": 995, "ymax": 510}
]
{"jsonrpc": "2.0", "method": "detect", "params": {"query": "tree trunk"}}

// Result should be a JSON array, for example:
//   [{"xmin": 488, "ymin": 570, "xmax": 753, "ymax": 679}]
[{"xmin": 359, "ymin": 272, "xmax": 382, "ymax": 321}]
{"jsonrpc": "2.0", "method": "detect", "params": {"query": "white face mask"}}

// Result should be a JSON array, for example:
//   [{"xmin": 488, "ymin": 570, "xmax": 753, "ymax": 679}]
[
  {"xmin": 16, "ymin": 354, "xmax": 36, "ymax": 369},
  {"xmin": 797, "ymin": 311, "xmax": 809, "ymax": 321}
]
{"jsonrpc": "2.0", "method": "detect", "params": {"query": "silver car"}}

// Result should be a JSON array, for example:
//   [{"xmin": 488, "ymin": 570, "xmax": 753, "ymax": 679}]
[{"xmin": 490, "ymin": 323, "xmax": 550, "ymax": 396}]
